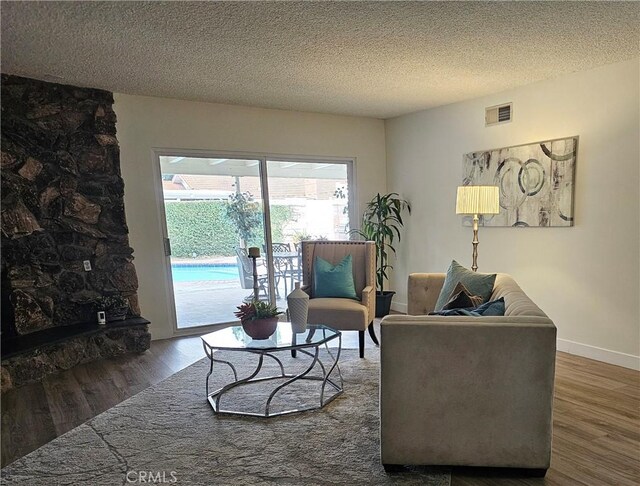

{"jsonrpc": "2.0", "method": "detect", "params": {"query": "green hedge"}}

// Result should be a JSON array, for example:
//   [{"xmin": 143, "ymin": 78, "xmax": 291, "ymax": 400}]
[{"xmin": 165, "ymin": 201, "xmax": 295, "ymax": 257}]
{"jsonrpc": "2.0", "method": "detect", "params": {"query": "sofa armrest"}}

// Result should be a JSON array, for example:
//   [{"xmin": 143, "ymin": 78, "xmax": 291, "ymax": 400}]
[
  {"xmin": 361, "ymin": 285, "xmax": 375, "ymax": 322},
  {"xmin": 380, "ymin": 314, "xmax": 556, "ymax": 468},
  {"xmin": 407, "ymin": 273, "xmax": 446, "ymax": 315}
]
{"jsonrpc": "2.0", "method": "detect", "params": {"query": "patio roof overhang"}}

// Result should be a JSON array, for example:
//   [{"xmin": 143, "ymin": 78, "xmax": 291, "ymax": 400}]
[{"xmin": 159, "ymin": 156, "xmax": 347, "ymax": 180}]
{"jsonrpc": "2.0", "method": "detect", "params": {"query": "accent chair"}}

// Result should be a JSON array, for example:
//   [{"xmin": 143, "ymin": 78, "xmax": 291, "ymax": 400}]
[
  {"xmin": 301, "ymin": 240, "xmax": 378, "ymax": 358},
  {"xmin": 235, "ymin": 247, "xmax": 268, "ymax": 300}
]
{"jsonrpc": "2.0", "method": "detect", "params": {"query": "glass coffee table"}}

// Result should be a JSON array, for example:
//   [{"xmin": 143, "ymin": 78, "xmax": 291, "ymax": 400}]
[{"xmin": 201, "ymin": 322, "xmax": 342, "ymax": 417}]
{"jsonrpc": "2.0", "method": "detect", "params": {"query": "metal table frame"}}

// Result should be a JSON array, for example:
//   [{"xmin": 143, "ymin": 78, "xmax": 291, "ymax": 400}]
[{"xmin": 202, "ymin": 325, "xmax": 342, "ymax": 417}]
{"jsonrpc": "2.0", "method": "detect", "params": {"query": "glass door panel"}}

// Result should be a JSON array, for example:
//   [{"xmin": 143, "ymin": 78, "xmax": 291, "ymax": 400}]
[
  {"xmin": 265, "ymin": 160, "xmax": 351, "ymax": 305},
  {"xmin": 159, "ymin": 156, "xmax": 271, "ymax": 330}
]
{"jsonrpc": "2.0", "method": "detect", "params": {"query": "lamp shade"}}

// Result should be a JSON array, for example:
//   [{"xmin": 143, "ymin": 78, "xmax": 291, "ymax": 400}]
[{"xmin": 456, "ymin": 186, "xmax": 500, "ymax": 215}]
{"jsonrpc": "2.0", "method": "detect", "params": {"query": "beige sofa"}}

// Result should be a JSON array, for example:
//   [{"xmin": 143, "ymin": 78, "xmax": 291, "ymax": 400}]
[{"xmin": 380, "ymin": 273, "xmax": 556, "ymax": 474}]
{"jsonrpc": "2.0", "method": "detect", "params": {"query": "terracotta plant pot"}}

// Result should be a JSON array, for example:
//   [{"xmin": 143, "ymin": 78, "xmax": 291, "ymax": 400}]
[{"xmin": 241, "ymin": 317, "xmax": 278, "ymax": 340}]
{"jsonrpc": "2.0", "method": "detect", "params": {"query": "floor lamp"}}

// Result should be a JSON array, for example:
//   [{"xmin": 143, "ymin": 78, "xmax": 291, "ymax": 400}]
[{"xmin": 456, "ymin": 186, "xmax": 500, "ymax": 272}]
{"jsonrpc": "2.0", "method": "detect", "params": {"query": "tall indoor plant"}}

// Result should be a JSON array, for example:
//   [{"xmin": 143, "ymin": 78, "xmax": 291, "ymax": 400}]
[{"xmin": 353, "ymin": 192, "xmax": 411, "ymax": 317}]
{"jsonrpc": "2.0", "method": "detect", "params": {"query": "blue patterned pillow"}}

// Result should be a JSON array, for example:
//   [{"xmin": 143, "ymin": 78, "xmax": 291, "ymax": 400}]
[{"xmin": 442, "ymin": 281, "xmax": 484, "ymax": 310}]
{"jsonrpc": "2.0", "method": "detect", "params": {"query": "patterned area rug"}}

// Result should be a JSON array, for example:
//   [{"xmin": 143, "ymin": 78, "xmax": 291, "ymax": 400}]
[{"xmin": 1, "ymin": 348, "xmax": 450, "ymax": 485}]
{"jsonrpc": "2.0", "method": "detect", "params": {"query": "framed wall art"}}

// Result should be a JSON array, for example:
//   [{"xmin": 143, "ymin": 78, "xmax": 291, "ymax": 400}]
[{"xmin": 462, "ymin": 136, "xmax": 578, "ymax": 227}]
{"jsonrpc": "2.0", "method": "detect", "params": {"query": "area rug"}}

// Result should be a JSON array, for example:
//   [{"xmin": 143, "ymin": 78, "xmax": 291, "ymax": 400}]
[{"xmin": 1, "ymin": 348, "xmax": 450, "ymax": 485}]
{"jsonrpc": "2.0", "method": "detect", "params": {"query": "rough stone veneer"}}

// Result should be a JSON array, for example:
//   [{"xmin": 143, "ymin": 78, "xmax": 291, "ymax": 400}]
[
  {"xmin": 1, "ymin": 325, "xmax": 151, "ymax": 392},
  {"xmin": 1, "ymin": 75, "xmax": 150, "ymax": 389}
]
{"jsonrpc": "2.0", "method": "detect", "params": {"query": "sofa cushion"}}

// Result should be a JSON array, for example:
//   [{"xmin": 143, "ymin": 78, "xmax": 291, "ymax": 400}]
[
  {"xmin": 442, "ymin": 281, "xmax": 484, "ymax": 310},
  {"xmin": 313, "ymin": 255, "xmax": 358, "ymax": 300},
  {"xmin": 434, "ymin": 260, "xmax": 497, "ymax": 311}
]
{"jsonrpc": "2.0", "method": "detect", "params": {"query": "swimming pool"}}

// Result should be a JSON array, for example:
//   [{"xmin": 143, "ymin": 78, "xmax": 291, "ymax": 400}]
[{"xmin": 171, "ymin": 264, "xmax": 239, "ymax": 283}]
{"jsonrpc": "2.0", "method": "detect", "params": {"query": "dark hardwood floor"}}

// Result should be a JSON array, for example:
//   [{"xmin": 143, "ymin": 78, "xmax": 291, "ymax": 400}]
[
  {"xmin": 1, "ymin": 334, "xmax": 205, "ymax": 467},
  {"xmin": 2, "ymin": 322, "xmax": 639, "ymax": 485}
]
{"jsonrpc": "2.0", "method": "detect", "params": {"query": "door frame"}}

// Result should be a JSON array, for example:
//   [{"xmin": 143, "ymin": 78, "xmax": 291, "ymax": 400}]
[{"xmin": 151, "ymin": 148, "xmax": 357, "ymax": 337}]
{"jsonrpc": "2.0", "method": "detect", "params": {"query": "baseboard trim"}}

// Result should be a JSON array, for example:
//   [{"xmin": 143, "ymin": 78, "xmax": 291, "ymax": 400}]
[
  {"xmin": 556, "ymin": 339, "xmax": 639, "ymax": 371},
  {"xmin": 389, "ymin": 301, "xmax": 639, "ymax": 371}
]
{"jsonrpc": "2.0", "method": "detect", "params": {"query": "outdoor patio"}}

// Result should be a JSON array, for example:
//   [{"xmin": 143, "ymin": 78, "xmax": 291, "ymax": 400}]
[
  {"xmin": 172, "ymin": 277, "xmax": 371, "ymax": 352},
  {"xmin": 173, "ymin": 279, "xmax": 292, "ymax": 329}
]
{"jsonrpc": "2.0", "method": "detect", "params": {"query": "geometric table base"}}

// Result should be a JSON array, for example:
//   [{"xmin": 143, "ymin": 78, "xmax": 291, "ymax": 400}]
[{"xmin": 202, "ymin": 324, "xmax": 342, "ymax": 417}]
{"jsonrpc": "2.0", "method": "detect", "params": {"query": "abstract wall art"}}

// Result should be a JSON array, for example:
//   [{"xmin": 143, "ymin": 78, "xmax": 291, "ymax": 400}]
[{"xmin": 462, "ymin": 136, "xmax": 578, "ymax": 227}]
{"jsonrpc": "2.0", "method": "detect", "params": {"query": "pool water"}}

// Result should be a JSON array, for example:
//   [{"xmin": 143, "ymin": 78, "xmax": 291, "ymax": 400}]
[{"xmin": 171, "ymin": 264, "xmax": 239, "ymax": 283}]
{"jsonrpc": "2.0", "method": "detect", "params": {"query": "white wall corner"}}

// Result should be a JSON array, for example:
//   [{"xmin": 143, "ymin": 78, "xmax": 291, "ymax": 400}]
[{"xmin": 384, "ymin": 58, "xmax": 639, "ymax": 370}]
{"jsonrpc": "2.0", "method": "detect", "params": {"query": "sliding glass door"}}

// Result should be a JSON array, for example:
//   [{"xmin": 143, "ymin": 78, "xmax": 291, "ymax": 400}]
[
  {"xmin": 157, "ymin": 154, "xmax": 353, "ymax": 332},
  {"xmin": 159, "ymin": 156, "xmax": 270, "ymax": 330},
  {"xmin": 265, "ymin": 160, "xmax": 350, "ymax": 301}
]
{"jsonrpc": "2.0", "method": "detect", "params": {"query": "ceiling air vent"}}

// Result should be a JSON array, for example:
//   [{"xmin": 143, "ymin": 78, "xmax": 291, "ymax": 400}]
[{"xmin": 485, "ymin": 103, "xmax": 512, "ymax": 126}]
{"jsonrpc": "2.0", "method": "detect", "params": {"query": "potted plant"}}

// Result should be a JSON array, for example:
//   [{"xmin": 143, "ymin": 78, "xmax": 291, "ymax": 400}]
[
  {"xmin": 234, "ymin": 300, "xmax": 284, "ymax": 339},
  {"xmin": 95, "ymin": 295, "xmax": 129, "ymax": 322},
  {"xmin": 352, "ymin": 192, "xmax": 411, "ymax": 317}
]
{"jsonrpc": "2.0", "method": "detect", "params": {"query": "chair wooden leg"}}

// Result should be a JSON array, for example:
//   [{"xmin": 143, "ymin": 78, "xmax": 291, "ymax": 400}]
[
  {"xmin": 358, "ymin": 331, "xmax": 365, "ymax": 358},
  {"xmin": 367, "ymin": 322, "xmax": 379, "ymax": 346}
]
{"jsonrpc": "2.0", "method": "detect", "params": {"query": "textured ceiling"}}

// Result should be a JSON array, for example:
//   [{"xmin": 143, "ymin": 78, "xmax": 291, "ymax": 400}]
[{"xmin": 2, "ymin": 1, "xmax": 639, "ymax": 119}]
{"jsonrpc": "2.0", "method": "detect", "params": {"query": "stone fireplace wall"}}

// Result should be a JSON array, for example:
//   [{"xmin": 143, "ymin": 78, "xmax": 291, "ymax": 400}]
[{"xmin": 1, "ymin": 75, "xmax": 149, "ymax": 389}]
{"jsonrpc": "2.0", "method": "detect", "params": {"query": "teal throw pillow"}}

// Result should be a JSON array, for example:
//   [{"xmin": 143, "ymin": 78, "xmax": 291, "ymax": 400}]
[
  {"xmin": 434, "ymin": 260, "xmax": 497, "ymax": 311},
  {"xmin": 313, "ymin": 255, "xmax": 358, "ymax": 300}
]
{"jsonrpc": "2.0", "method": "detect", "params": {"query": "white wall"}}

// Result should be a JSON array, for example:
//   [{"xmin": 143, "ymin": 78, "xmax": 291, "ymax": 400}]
[
  {"xmin": 385, "ymin": 58, "xmax": 640, "ymax": 369},
  {"xmin": 115, "ymin": 95, "xmax": 386, "ymax": 339}
]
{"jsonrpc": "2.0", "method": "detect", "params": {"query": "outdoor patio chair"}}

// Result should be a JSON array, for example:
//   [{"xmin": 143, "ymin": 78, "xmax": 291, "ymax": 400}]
[
  {"xmin": 271, "ymin": 242, "xmax": 291, "ymax": 252},
  {"xmin": 266, "ymin": 242, "xmax": 297, "ymax": 297},
  {"xmin": 301, "ymin": 240, "xmax": 378, "ymax": 358},
  {"xmin": 235, "ymin": 247, "xmax": 268, "ymax": 300}
]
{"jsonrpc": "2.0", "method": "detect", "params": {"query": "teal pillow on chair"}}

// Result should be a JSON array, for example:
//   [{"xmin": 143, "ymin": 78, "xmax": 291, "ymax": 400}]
[
  {"xmin": 434, "ymin": 260, "xmax": 497, "ymax": 311},
  {"xmin": 313, "ymin": 255, "xmax": 358, "ymax": 300}
]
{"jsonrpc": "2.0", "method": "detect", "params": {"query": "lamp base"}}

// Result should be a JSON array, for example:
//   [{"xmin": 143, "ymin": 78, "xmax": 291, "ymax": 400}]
[{"xmin": 471, "ymin": 214, "xmax": 479, "ymax": 272}]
